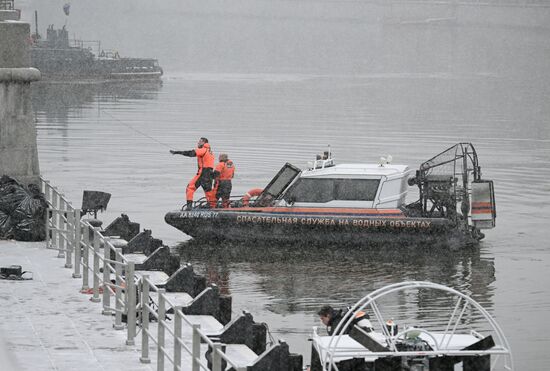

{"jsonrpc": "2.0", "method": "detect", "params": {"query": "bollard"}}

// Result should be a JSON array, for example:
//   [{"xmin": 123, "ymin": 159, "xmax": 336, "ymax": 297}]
[
  {"xmin": 81, "ymin": 220, "xmax": 90, "ymax": 290},
  {"xmin": 126, "ymin": 261, "xmax": 136, "ymax": 345},
  {"xmin": 91, "ymin": 228, "xmax": 101, "ymax": 303},
  {"xmin": 140, "ymin": 276, "xmax": 151, "ymax": 364},
  {"xmin": 102, "ymin": 238, "xmax": 112, "ymax": 314},
  {"xmin": 157, "ymin": 289, "xmax": 166, "ymax": 371},
  {"xmin": 192, "ymin": 324, "xmax": 201, "ymax": 371},
  {"xmin": 65, "ymin": 206, "xmax": 73, "ymax": 269},
  {"xmin": 173, "ymin": 306, "xmax": 182, "ymax": 371},
  {"xmin": 113, "ymin": 247, "xmax": 124, "ymax": 330},
  {"xmin": 72, "ymin": 210, "xmax": 82, "ymax": 278}
]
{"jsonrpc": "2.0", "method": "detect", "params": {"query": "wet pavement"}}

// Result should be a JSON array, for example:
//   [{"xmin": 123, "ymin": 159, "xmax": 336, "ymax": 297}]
[{"xmin": 0, "ymin": 240, "xmax": 154, "ymax": 371}]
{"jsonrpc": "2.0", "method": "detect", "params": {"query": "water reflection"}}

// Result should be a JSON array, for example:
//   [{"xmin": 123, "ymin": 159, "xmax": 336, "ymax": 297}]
[
  {"xmin": 179, "ymin": 241, "xmax": 495, "ymax": 329},
  {"xmin": 31, "ymin": 80, "xmax": 163, "ymax": 124}
]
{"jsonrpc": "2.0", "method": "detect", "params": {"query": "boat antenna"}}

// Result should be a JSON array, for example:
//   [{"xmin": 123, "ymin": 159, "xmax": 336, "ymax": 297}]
[{"xmin": 34, "ymin": 10, "xmax": 38, "ymax": 39}]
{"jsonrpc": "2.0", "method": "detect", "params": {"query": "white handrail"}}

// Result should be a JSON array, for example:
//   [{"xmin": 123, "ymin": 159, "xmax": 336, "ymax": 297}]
[
  {"xmin": 318, "ymin": 281, "xmax": 514, "ymax": 371},
  {"xmin": 40, "ymin": 177, "xmax": 248, "ymax": 371}
]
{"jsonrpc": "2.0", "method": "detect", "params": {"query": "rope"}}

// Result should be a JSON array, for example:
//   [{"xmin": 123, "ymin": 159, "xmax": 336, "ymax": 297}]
[
  {"xmin": 261, "ymin": 322, "xmax": 276, "ymax": 347},
  {"xmin": 101, "ymin": 110, "xmax": 172, "ymax": 149}
]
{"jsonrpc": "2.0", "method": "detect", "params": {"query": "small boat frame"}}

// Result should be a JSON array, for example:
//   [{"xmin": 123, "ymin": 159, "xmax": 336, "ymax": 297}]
[{"xmin": 311, "ymin": 281, "xmax": 513, "ymax": 371}]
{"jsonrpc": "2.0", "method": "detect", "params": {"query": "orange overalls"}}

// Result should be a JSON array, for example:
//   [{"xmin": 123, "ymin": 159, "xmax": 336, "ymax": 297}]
[
  {"xmin": 185, "ymin": 143, "xmax": 216, "ymax": 204},
  {"xmin": 211, "ymin": 159, "xmax": 235, "ymax": 208}
]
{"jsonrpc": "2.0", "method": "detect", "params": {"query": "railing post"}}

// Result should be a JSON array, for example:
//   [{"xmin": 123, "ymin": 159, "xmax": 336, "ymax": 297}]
[
  {"xmin": 173, "ymin": 307, "xmax": 182, "ymax": 371},
  {"xmin": 81, "ymin": 221, "xmax": 90, "ymax": 290},
  {"xmin": 72, "ymin": 210, "xmax": 82, "ymax": 278},
  {"xmin": 192, "ymin": 324, "xmax": 201, "ymax": 371},
  {"xmin": 51, "ymin": 191, "xmax": 58, "ymax": 249},
  {"xmin": 102, "ymin": 238, "xmax": 112, "ymax": 314},
  {"xmin": 212, "ymin": 343, "xmax": 223, "ymax": 371},
  {"xmin": 57, "ymin": 193, "xmax": 65, "ymax": 258},
  {"xmin": 42, "ymin": 180, "xmax": 50, "ymax": 249},
  {"xmin": 126, "ymin": 261, "xmax": 136, "ymax": 345},
  {"xmin": 91, "ymin": 227, "xmax": 101, "ymax": 303},
  {"xmin": 140, "ymin": 276, "xmax": 151, "ymax": 364},
  {"xmin": 45, "ymin": 207, "xmax": 51, "ymax": 249},
  {"xmin": 157, "ymin": 289, "xmax": 166, "ymax": 371},
  {"xmin": 113, "ymin": 247, "xmax": 124, "ymax": 330},
  {"xmin": 65, "ymin": 207, "xmax": 73, "ymax": 268},
  {"xmin": 39, "ymin": 178, "xmax": 46, "ymax": 196}
]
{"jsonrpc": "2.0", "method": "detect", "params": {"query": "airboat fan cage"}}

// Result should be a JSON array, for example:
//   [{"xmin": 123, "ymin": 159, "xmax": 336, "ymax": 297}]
[
  {"xmin": 314, "ymin": 281, "xmax": 513, "ymax": 371},
  {"xmin": 408, "ymin": 143, "xmax": 489, "ymax": 228},
  {"xmin": 420, "ymin": 142, "xmax": 480, "ymax": 182}
]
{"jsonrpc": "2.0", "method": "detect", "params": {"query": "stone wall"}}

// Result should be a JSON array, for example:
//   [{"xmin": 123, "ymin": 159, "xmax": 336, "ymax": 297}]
[{"xmin": 0, "ymin": 10, "xmax": 41, "ymax": 186}]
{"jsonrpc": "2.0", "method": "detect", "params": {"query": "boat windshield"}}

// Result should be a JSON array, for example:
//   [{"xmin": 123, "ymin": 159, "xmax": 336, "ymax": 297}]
[
  {"xmin": 254, "ymin": 163, "xmax": 301, "ymax": 207},
  {"xmin": 283, "ymin": 178, "xmax": 380, "ymax": 203}
]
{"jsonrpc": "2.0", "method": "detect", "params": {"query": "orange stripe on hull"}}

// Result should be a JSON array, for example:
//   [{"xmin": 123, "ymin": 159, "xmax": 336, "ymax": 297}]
[
  {"xmin": 226, "ymin": 207, "xmax": 404, "ymax": 215},
  {"xmin": 472, "ymin": 208, "xmax": 494, "ymax": 214},
  {"xmin": 472, "ymin": 202, "xmax": 493, "ymax": 208}
]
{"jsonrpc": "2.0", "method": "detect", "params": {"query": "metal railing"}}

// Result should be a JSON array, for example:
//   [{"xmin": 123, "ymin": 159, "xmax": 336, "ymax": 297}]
[{"xmin": 40, "ymin": 177, "xmax": 247, "ymax": 371}]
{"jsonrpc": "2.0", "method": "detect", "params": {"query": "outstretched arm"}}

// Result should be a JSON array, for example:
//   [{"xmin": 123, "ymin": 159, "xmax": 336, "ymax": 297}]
[{"xmin": 170, "ymin": 150, "xmax": 196, "ymax": 157}]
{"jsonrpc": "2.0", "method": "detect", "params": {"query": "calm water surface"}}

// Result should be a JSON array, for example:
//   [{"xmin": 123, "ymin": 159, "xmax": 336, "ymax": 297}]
[{"xmin": 32, "ymin": 73, "xmax": 550, "ymax": 368}]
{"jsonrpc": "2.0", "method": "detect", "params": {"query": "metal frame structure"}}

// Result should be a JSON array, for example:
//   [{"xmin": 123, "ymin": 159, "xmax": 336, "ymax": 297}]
[
  {"xmin": 313, "ymin": 281, "xmax": 513, "ymax": 371},
  {"xmin": 40, "ymin": 177, "xmax": 247, "ymax": 371},
  {"xmin": 410, "ymin": 143, "xmax": 482, "ymax": 233}
]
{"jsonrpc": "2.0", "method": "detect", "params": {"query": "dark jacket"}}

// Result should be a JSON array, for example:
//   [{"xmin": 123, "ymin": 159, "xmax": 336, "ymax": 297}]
[{"xmin": 327, "ymin": 308, "xmax": 371, "ymax": 336}]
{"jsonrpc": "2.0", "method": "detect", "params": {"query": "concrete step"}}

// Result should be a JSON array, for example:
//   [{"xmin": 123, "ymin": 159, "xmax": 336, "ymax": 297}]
[
  {"xmin": 224, "ymin": 344, "xmax": 258, "ymax": 368},
  {"xmin": 184, "ymin": 315, "xmax": 224, "ymax": 335},
  {"xmin": 156, "ymin": 291, "xmax": 193, "ymax": 312},
  {"xmin": 123, "ymin": 253, "xmax": 147, "ymax": 265},
  {"xmin": 135, "ymin": 270, "xmax": 169, "ymax": 287}
]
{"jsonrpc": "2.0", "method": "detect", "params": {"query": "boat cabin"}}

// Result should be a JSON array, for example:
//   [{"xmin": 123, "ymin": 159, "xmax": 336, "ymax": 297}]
[{"xmin": 267, "ymin": 154, "xmax": 412, "ymax": 209}]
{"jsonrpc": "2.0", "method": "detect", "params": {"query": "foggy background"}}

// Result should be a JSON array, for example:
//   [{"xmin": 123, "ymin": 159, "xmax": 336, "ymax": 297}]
[{"xmin": 18, "ymin": 0, "xmax": 550, "ymax": 77}]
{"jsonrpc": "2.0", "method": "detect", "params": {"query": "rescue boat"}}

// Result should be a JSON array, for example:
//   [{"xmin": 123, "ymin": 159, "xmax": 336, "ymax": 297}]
[{"xmin": 165, "ymin": 143, "xmax": 496, "ymax": 247}]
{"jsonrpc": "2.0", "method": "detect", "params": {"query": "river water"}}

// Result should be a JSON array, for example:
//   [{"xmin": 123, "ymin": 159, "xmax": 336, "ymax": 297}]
[{"xmin": 28, "ymin": 3, "xmax": 550, "ymax": 369}]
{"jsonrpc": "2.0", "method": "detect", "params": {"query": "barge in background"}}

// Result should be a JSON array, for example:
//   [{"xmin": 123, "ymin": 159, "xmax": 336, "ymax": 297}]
[
  {"xmin": 165, "ymin": 143, "xmax": 496, "ymax": 247},
  {"xmin": 30, "ymin": 12, "xmax": 162, "ymax": 81}
]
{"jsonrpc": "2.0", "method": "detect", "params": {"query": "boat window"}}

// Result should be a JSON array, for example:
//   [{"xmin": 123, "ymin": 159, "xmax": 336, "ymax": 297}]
[
  {"xmin": 334, "ymin": 179, "xmax": 380, "ymax": 201},
  {"xmin": 285, "ymin": 178, "xmax": 380, "ymax": 203},
  {"xmin": 267, "ymin": 166, "xmax": 301, "ymax": 197},
  {"xmin": 285, "ymin": 179, "xmax": 334, "ymax": 203},
  {"xmin": 254, "ymin": 163, "xmax": 301, "ymax": 206}
]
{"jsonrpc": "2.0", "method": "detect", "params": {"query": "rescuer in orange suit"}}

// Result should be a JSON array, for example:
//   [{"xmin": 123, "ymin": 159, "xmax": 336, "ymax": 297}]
[
  {"xmin": 211, "ymin": 153, "xmax": 235, "ymax": 208},
  {"xmin": 170, "ymin": 137, "xmax": 216, "ymax": 209}
]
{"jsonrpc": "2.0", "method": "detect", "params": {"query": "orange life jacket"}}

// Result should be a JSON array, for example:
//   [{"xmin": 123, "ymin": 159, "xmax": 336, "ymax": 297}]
[
  {"xmin": 195, "ymin": 143, "xmax": 214, "ymax": 169},
  {"xmin": 215, "ymin": 160, "xmax": 235, "ymax": 181}
]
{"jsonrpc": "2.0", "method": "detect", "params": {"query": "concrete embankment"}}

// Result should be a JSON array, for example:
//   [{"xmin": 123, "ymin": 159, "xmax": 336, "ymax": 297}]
[
  {"xmin": 0, "ymin": 240, "xmax": 155, "ymax": 371},
  {"xmin": 0, "ymin": 6, "xmax": 41, "ymax": 186}
]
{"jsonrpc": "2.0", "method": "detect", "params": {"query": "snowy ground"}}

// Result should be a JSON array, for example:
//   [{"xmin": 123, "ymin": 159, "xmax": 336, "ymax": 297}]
[{"xmin": 0, "ymin": 240, "xmax": 154, "ymax": 371}]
